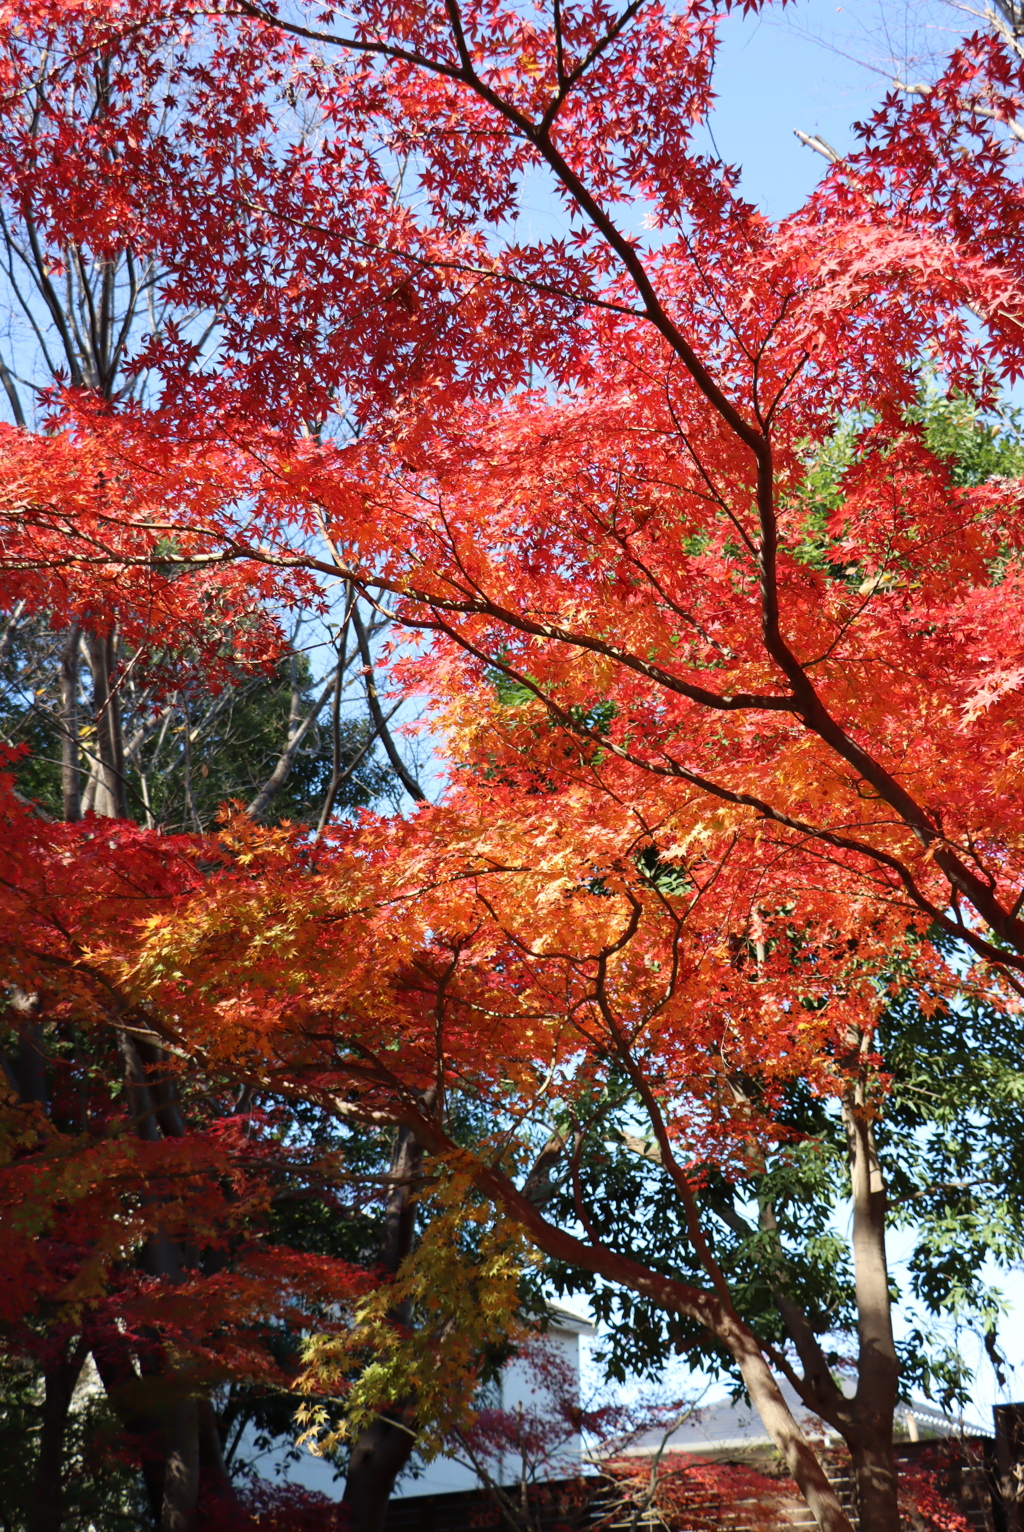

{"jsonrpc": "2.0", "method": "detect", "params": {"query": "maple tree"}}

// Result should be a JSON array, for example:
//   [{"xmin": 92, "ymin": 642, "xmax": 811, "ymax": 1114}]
[
  {"xmin": 538, "ymin": 395, "xmax": 1024, "ymax": 1415},
  {"xmin": 0, "ymin": 17, "xmax": 416, "ymax": 830},
  {"xmin": 4, "ymin": 3, "xmax": 1024, "ymax": 1532},
  {"xmin": 0, "ymin": 783, "xmax": 390, "ymax": 1531}
]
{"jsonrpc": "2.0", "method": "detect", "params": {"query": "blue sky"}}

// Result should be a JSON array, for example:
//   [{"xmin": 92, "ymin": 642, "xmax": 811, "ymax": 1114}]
[{"xmin": 707, "ymin": 0, "xmax": 961, "ymax": 217}]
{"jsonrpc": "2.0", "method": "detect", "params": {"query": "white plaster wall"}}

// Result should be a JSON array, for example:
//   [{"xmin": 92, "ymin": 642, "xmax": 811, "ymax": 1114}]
[
  {"xmin": 236, "ymin": 1309, "xmax": 593, "ymax": 1501},
  {"xmin": 394, "ymin": 1322, "xmax": 585, "ymax": 1497}
]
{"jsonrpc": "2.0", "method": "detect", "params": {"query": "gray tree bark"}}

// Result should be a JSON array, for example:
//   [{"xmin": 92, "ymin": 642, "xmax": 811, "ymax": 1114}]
[
  {"xmin": 842, "ymin": 1035, "xmax": 901, "ymax": 1532},
  {"xmin": 84, "ymin": 628, "xmax": 128, "ymax": 818},
  {"xmin": 59, "ymin": 624, "xmax": 81, "ymax": 822}
]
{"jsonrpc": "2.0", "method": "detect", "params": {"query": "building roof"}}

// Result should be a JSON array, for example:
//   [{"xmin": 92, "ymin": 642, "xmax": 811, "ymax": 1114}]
[
  {"xmin": 545, "ymin": 1300, "xmax": 596, "ymax": 1336},
  {"xmin": 617, "ymin": 1378, "xmax": 987, "ymax": 1458}
]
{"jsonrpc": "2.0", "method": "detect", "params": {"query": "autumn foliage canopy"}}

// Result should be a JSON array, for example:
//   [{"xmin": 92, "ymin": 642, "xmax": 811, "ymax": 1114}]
[{"xmin": 3, "ymin": 1, "xmax": 1024, "ymax": 1528}]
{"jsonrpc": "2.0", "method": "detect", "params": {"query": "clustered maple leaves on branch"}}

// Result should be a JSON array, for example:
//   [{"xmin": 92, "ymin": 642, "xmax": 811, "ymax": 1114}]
[
  {"xmin": 6, "ymin": 0, "xmax": 1024, "ymax": 963},
  {"xmin": 3, "ymin": 0, "xmax": 1024, "ymax": 1529},
  {"xmin": 0, "ymin": 415, "xmax": 301, "ymax": 685}
]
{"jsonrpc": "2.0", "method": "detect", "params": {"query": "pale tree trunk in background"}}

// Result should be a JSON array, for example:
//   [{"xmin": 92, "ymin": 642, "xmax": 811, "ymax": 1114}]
[
  {"xmin": 351, "ymin": 604, "xmax": 425, "ymax": 804},
  {"xmin": 59, "ymin": 623, "xmax": 81, "ymax": 822},
  {"xmin": 246, "ymin": 654, "xmax": 338, "ymax": 823},
  {"xmin": 160, "ymin": 1397, "xmax": 200, "ymax": 1532},
  {"xmin": 843, "ymin": 1034, "xmax": 901, "ymax": 1532},
  {"xmin": 84, "ymin": 627, "xmax": 128, "ymax": 819},
  {"xmin": 14, "ymin": 988, "xmax": 46, "ymax": 1109}
]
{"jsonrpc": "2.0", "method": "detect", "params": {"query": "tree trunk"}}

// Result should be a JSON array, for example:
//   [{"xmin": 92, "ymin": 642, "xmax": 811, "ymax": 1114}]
[
  {"xmin": 160, "ymin": 1397, "xmax": 200, "ymax": 1532},
  {"xmin": 15, "ymin": 1004, "xmax": 46, "ymax": 1108},
  {"xmin": 245, "ymin": 657, "xmax": 338, "ymax": 823},
  {"xmin": 723, "ymin": 1321, "xmax": 855, "ymax": 1532},
  {"xmin": 340, "ymin": 1122, "xmax": 427, "ymax": 1532},
  {"xmin": 718, "ymin": 1041, "xmax": 902, "ymax": 1531},
  {"xmin": 843, "ymin": 1033, "xmax": 901, "ymax": 1532},
  {"xmin": 84, "ymin": 627, "xmax": 128, "ymax": 819},
  {"xmin": 198, "ymin": 1396, "xmax": 238, "ymax": 1503},
  {"xmin": 88, "ymin": 1325, "xmax": 165, "ymax": 1525},
  {"xmin": 135, "ymin": 1037, "xmax": 186, "ymax": 1139},
  {"xmin": 27, "ymin": 1344, "xmax": 86, "ymax": 1532},
  {"xmin": 849, "ymin": 1433, "xmax": 901, "ymax": 1532},
  {"xmin": 113, "ymin": 1034, "xmax": 239, "ymax": 1525},
  {"xmin": 59, "ymin": 624, "xmax": 81, "ymax": 822},
  {"xmin": 342, "ymin": 1413, "xmax": 419, "ymax": 1532}
]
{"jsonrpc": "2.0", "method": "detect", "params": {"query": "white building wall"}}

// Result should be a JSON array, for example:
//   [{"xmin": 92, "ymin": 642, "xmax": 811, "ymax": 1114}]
[
  {"xmin": 237, "ymin": 1305, "xmax": 594, "ymax": 1502},
  {"xmin": 394, "ymin": 1316, "xmax": 589, "ymax": 1497}
]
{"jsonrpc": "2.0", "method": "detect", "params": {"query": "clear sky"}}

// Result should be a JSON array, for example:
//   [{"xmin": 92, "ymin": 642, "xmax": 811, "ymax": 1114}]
[{"xmin": 706, "ymin": 0, "xmax": 963, "ymax": 218}]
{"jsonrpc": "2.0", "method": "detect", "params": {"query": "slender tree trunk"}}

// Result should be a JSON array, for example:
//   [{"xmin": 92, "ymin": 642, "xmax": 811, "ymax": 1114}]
[
  {"xmin": 716, "ymin": 1062, "xmax": 901, "ymax": 1531},
  {"xmin": 180, "ymin": 697, "xmax": 200, "ymax": 833},
  {"xmin": 340, "ymin": 1122, "xmax": 427, "ymax": 1532},
  {"xmin": 85, "ymin": 627, "xmax": 128, "ymax": 819},
  {"xmin": 197, "ymin": 1397, "xmax": 237, "ymax": 1503},
  {"xmin": 59, "ymin": 624, "xmax": 81, "ymax": 822},
  {"xmin": 160, "ymin": 1397, "xmax": 200, "ymax": 1532},
  {"xmin": 88, "ymin": 1324, "xmax": 165, "ymax": 1525},
  {"xmin": 727, "ymin": 1043, "xmax": 902, "ymax": 1531},
  {"xmin": 351, "ymin": 604, "xmax": 425, "ymax": 803},
  {"xmin": 843, "ymin": 1033, "xmax": 901, "ymax": 1532},
  {"xmin": 246, "ymin": 658, "xmax": 338, "ymax": 823},
  {"xmin": 720, "ymin": 1320, "xmax": 854, "ymax": 1532},
  {"xmin": 27, "ymin": 1344, "xmax": 86, "ymax": 1532}
]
